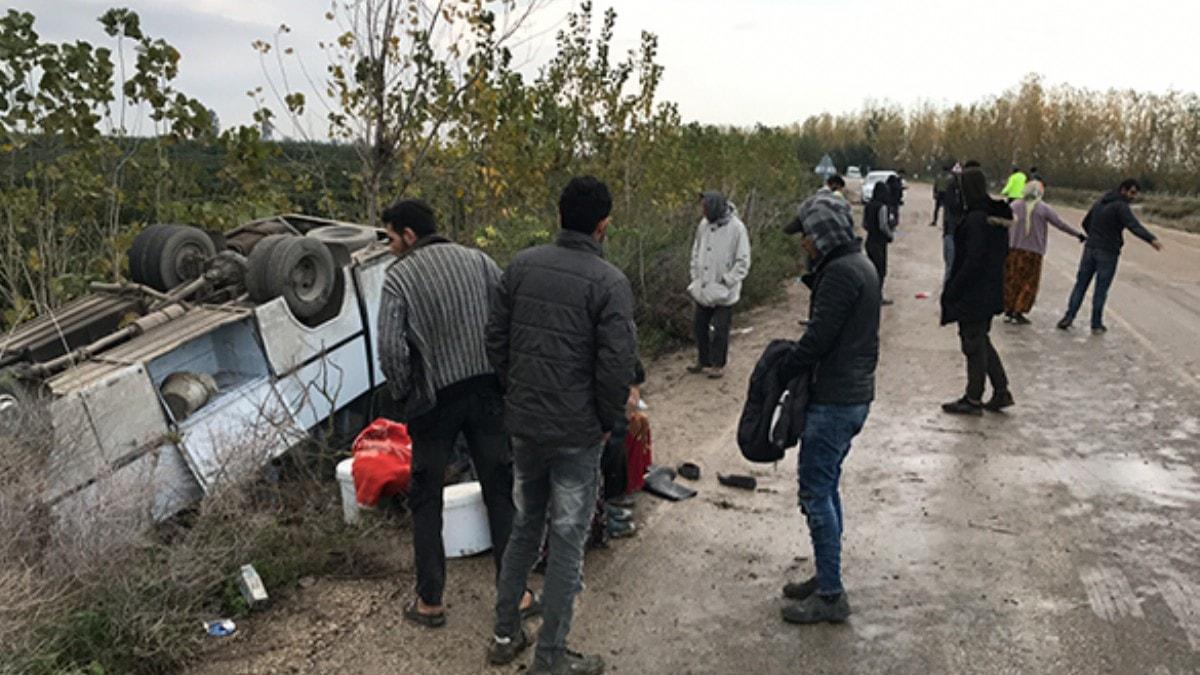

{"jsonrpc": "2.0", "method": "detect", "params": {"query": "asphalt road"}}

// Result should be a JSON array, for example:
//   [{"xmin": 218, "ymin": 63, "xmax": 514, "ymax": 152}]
[{"xmin": 193, "ymin": 185, "xmax": 1200, "ymax": 674}]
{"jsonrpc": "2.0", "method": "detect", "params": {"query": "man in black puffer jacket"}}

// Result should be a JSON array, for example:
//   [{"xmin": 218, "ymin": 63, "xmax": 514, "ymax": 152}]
[
  {"xmin": 779, "ymin": 187, "xmax": 880, "ymax": 626},
  {"xmin": 486, "ymin": 176, "xmax": 635, "ymax": 675}
]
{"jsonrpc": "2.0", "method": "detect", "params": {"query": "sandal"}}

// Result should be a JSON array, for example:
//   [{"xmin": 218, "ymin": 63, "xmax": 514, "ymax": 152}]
[
  {"xmin": 404, "ymin": 599, "xmax": 446, "ymax": 628},
  {"xmin": 521, "ymin": 589, "xmax": 543, "ymax": 620}
]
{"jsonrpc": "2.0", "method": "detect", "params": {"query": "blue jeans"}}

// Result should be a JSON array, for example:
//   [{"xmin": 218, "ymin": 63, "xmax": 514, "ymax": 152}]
[
  {"xmin": 494, "ymin": 438, "xmax": 601, "ymax": 667},
  {"xmin": 1064, "ymin": 247, "xmax": 1120, "ymax": 328},
  {"xmin": 797, "ymin": 403, "xmax": 871, "ymax": 596}
]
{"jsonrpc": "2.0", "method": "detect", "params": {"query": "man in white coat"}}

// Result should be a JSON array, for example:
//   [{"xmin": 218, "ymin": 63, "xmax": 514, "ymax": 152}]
[{"xmin": 687, "ymin": 190, "xmax": 752, "ymax": 379}]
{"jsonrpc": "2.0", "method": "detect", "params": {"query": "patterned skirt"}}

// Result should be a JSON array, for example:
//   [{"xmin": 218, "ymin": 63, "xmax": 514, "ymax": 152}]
[{"xmin": 1003, "ymin": 248, "xmax": 1043, "ymax": 314}]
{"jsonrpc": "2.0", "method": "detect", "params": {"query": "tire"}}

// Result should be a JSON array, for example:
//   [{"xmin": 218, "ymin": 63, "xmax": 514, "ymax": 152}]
[
  {"xmin": 128, "ymin": 223, "xmax": 173, "ymax": 285},
  {"xmin": 133, "ymin": 224, "xmax": 217, "ymax": 291},
  {"xmin": 263, "ymin": 237, "xmax": 337, "ymax": 320},
  {"xmin": 244, "ymin": 234, "xmax": 291, "ymax": 302},
  {"xmin": 306, "ymin": 225, "xmax": 379, "ymax": 254}
]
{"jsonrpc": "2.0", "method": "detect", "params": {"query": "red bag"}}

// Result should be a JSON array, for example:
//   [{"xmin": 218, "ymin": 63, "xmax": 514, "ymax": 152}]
[
  {"xmin": 625, "ymin": 412, "xmax": 653, "ymax": 493},
  {"xmin": 350, "ymin": 418, "xmax": 413, "ymax": 506}
]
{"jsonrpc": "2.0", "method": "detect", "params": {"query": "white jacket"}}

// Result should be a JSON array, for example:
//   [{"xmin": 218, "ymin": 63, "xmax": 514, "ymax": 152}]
[{"xmin": 688, "ymin": 212, "xmax": 752, "ymax": 307}]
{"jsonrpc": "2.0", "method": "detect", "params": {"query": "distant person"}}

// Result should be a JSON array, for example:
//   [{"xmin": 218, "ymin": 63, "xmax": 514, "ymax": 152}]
[
  {"xmin": 941, "ymin": 166, "xmax": 1014, "ymax": 416},
  {"xmin": 376, "ymin": 199, "xmax": 536, "ymax": 629},
  {"xmin": 487, "ymin": 176, "xmax": 636, "ymax": 675},
  {"xmin": 885, "ymin": 173, "xmax": 904, "ymax": 223},
  {"xmin": 939, "ymin": 161, "xmax": 966, "ymax": 280},
  {"xmin": 1029, "ymin": 166, "xmax": 1043, "ymax": 183},
  {"xmin": 687, "ymin": 190, "xmax": 751, "ymax": 379},
  {"xmin": 1004, "ymin": 181, "xmax": 1086, "ymax": 324},
  {"xmin": 825, "ymin": 173, "xmax": 847, "ymax": 199},
  {"xmin": 780, "ymin": 186, "xmax": 880, "ymax": 624},
  {"xmin": 1056, "ymin": 179, "xmax": 1163, "ymax": 334},
  {"xmin": 930, "ymin": 162, "xmax": 954, "ymax": 227},
  {"xmin": 1002, "ymin": 165, "xmax": 1027, "ymax": 203},
  {"xmin": 862, "ymin": 180, "xmax": 894, "ymax": 305}
]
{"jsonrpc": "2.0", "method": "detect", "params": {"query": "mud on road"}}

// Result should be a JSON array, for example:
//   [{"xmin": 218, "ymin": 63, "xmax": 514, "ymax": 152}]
[{"xmin": 192, "ymin": 186, "xmax": 1200, "ymax": 675}]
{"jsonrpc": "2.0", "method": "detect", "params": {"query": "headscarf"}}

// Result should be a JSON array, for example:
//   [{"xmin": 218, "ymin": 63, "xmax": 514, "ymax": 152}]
[
  {"xmin": 700, "ymin": 190, "xmax": 731, "ymax": 226},
  {"xmin": 791, "ymin": 189, "xmax": 855, "ymax": 257},
  {"xmin": 961, "ymin": 167, "xmax": 990, "ymax": 210},
  {"xmin": 1021, "ymin": 180, "xmax": 1045, "ymax": 235},
  {"xmin": 870, "ymin": 180, "xmax": 890, "ymax": 205}
]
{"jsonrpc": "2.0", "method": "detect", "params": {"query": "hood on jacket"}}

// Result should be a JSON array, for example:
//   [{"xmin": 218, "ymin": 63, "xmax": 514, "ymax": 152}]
[
  {"xmin": 701, "ymin": 190, "xmax": 731, "ymax": 225},
  {"xmin": 791, "ymin": 190, "xmax": 855, "ymax": 256},
  {"xmin": 869, "ymin": 181, "xmax": 890, "ymax": 205},
  {"xmin": 1099, "ymin": 190, "xmax": 1127, "ymax": 205}
]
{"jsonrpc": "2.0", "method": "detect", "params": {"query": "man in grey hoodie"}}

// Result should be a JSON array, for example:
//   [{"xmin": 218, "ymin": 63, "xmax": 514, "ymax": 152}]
[{"xmin": 687, "ymin": 191, "xmax": 752, "ymax": 379}]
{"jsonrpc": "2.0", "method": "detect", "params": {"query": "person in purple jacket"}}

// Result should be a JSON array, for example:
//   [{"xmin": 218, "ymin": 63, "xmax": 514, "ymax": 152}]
[{"xmin": 1002, "ymin": 181, "xmax": 1086, "ymax": 324}]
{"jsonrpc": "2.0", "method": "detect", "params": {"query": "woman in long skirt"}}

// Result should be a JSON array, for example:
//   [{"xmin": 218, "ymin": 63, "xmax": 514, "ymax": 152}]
[{"xmin": 1004, "ymin": 181, "xmax": 1087, "ymax": 324}]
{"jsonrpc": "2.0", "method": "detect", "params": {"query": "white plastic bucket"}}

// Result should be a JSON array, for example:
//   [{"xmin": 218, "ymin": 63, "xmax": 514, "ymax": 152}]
[
  {"xmin": 336, "ymin": 458, "xmax": 360, "ymax": 525},
  {"xmin": 442, "ymin": 481, "xmax": 492, "ymax": 558}
]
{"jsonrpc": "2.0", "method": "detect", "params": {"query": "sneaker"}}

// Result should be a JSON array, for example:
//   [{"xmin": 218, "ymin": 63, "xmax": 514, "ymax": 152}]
[
  {"xmin": 942, "ymin": 397, "xmax": 983, "ymax": 416},
  {"xmin": 782, "ymin": 576, "xmax": 818, "ymax": 601},
  {"xmin": 487, "ymin": 628, "xmax": 529, "ymax": 665},
  {"xmin": 530, "ymin": 649, "xmax": 606, "ymax": 675},
  {"xmin": 605, "ymin": 504, "xmax": 633, "ymax": 522},
  {"xmin": 1011, "ymin": 313, "xmax": 1031, "ymax": 325},
  {"xmin": 984, "ymin": 390, "xmax": 1015, "ymax": 412},
  {"xmin": 607, "ymin": 519, "xmax": 636, "ymax": 539},
  {"xmin": 686, "ymin": 363, "xmax": 707, "ymax": 374},
  {"xmin": 781, "ymin": 592, "xmax": 852, "ymax": 624},
  {"xmin": 1091, "ymin": 325, "xmax": 1107, "ymax": 335},
  {"xmin": 1056, "ymin": 316, "xmax": 1072, "ymax": 330},
  {"xmin": 707, "ymin": 367, "xmax": 725, "ymax": 379}
]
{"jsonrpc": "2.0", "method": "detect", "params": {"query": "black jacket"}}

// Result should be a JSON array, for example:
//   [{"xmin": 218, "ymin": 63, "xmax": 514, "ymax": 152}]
[
  {"xmin": 941, "ymin": 204, "xmax": 1010, "ymax": 325},
  {"xmin": 1082, "ymin": 190, "xmax": 1157, "ymax": 254},
  {"xmin": 787, "ymin": 241, "xmax": 880, "ymax": 404},
  {"xmin": 487, "ymin": 230, "xmax": 637, "ymax": 447}
]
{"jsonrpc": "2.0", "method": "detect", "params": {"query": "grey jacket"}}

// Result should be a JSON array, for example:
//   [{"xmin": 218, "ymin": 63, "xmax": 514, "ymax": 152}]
[
  {"xmin": 378, "ymin": 237, "xmax": 502, "ymax": 420},
  {"xmin": 487, "ymin": 230, "xmax": 637, "ymax": 447},
  {"xmin": 688, "ymin": 203, "xmax": 752, "ymax": 307}
]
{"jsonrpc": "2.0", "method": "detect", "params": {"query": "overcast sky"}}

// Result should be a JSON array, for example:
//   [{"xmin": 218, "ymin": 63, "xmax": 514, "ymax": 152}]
[{"xmin": 17, "ymin": 0, "xmax": 1200, "ymax": 135}]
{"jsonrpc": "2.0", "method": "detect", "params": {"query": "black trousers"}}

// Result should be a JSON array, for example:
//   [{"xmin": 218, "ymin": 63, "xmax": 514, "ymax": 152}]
[
  {"xmin": 865, "ymin": 237, "xmax": 888, "ymax": 289},
  {"xmin": 694, "ymin": 304, "xmax": 733, "ymax": 368},
  {"xmin": 406, "ymin": 381, "xmax": 513, "ymax": 606},
  {"xmin": 957, "ymin": 318, "xmax": 1009, "ymax": 402}
]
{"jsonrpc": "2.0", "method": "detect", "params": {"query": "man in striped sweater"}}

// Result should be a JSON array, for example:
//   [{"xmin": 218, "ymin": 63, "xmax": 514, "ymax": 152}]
[{"xmin": 377, "ymin": 199, "xmax": 536, "ymax": 629}]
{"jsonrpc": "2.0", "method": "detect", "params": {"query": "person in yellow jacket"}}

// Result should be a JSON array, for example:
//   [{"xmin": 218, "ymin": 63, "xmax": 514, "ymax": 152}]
[{"xmin": 1001, "ymin": 166, "xmax": 1026, "ymax": 203}]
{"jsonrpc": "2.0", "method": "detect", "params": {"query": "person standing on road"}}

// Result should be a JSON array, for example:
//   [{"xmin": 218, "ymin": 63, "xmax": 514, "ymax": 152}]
[
  {"xmin": 885, "ymin": 173, "xmax": 904, "ymax": 225},
  {"xmin": 779, "ymin": 189, "xmax": 880, "ymax": 625},
  {"xmin": 941, "ymin": 166, "xmax": 1015, "ymax": 416},
  {"xmin": 487, "ymin": 176, "xmax": 637, "ymax": 675},
  {"xmin": 1003, "ymin": 181, "xmax": 1086, "ymax": 324},
  {"xmin": 939, "ymin": 162, "xmax": 966, "ymax": 280},
  {"xmin": 687, "ymin": 190, "xmax": 752, "ymax": 380},
  {"xmin": 862, "ymin": 180, "xmax": 895, "ymax": 305},
  {"xmin": 1056, "ymin": 179, "xmax": 1163, "ymax": 334},
  {"xmin": 1002, "ymin": 165, "xmax": 1027, "ymax": 203},
  {"xmin": 930, "ymin": 162, "xmax": 954, "ymax": 228},
  {"xmin": 376, "ymin": 199, "xmax": 536, "ymax": 629}
]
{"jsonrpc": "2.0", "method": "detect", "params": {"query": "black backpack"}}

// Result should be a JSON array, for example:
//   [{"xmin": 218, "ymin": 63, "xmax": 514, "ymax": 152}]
[{"xmin": 737, "ymin": 340, "xmax": 810, "ymax": 462}]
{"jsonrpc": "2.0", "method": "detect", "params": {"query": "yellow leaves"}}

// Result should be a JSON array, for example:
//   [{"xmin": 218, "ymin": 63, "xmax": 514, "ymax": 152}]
[{"xmin": 25, "ymin": 248, "xmax": 41, "ymax": 273}]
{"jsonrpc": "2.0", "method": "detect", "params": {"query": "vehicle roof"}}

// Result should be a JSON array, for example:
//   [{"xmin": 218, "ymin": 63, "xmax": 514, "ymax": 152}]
[{"xmin": 865, "ymin": 170, "xmax": 897, "ymax": 179}]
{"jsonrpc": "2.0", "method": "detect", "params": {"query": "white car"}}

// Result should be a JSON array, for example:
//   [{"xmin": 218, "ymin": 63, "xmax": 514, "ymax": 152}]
[
  {"xmin": 862, "ymin": 170, "xmax": 902, "ymax": 203},
  {"xmin": 845, "ymin": 166, "xmax": 862, "ymax": 180}
]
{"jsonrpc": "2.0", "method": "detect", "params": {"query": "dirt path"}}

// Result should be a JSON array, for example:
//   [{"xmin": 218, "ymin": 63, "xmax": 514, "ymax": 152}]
[{"xmin": 193, "ymin": 187, "xmax": 1200, "ymax": 674}]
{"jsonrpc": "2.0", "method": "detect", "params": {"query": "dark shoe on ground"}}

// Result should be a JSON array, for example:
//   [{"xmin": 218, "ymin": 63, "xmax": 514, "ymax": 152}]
[
  {"xmin": 1002, "ymin": 312, "xmax": 1014, "ymax": 323},
  {"xmin": 487, "ymin": 628, "xmax": 529, "ymax": 665},
  {"xmin": 607, "ymin": 519, "xmax": 637, "ymax": 539},
  {"xmin": 530, "ymin": 649, "xmax": 606, "ymax": 675},
  {"xmin": 404, "ymin": 599, "xmax": 446, "ymax": 628},
  {"xmin": 1092, "ymin": 324, "xmax": 1107, "ymax": 335},
  {"xmin": 942, "ymin": 397, "xmax": 983, "ymax": 416},
  {"xmin": 782, "ymin": 576, "xmax": 818, "ymax": 601},
  {"xmin": 984, "ymin": 390, "xmax": 1015, "ymax": 412},
  {"xmin": 706, "ymin": 367, "xmax": 725, "ymax": 379},
  {"xmin": 686, "ymin": 363, "xmax": 707, "ymax": 374},
  {"xmin": 605, "ymin": 504, "xmax": 633, "ymax": 522},
  {"xmin": 1012, "ymin": 313, "xmax": 1031, "ymax": 325},
  {"xmin": 1056, "ymin": 316, "xmax": 1072, "ymax": 330},
  {"xmin": 881, "ymin": 298, "xmax": 895, "ymax": 306},
  {"xmin": 781, "ymin": 592, "xmax": 852, "ymax": 624}
]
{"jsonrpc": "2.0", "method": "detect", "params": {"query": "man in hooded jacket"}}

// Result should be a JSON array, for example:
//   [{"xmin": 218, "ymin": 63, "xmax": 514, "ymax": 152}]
[
  {"xmin": 780, "ymin": 189, "xmax": 880, "ymax": 624},
  {"xmin": 687, "ymin": 191, "xmax": 752, "ymax": 379},
  {"xmin": 941, "ymin": 166, "xmax": 1014, "ymax": 416}
]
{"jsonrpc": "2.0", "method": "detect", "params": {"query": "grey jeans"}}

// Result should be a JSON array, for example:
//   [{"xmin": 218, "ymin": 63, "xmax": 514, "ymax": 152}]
[{"xmin": 494, "ymin": 438, "xmax": 602, "ymax": 667}]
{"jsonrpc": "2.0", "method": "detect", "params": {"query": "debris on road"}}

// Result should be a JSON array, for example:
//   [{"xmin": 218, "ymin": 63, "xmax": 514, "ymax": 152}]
[
  {"xmin": 677, "ymin": 462, "xmax": 701, "ymax": 481},
  {"xmin": 237, "ymin": 564, "xmax": 269, "ymax": 608},
  {"xmin": 643, "ymin": 465, "xmax": 697, "ymax": 501},
  {"xmin": 717, "ymin": 473, "xmax": 757, "ymax": 490},
  {"xmin": 203, "ymin": 619, "xmax": 237, "ymax": 637}
]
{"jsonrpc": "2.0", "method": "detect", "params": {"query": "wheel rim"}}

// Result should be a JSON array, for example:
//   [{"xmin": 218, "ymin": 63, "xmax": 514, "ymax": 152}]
[{"xmin": 290, "ymin": 255, "xmax": 328, "ymax": 303}]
